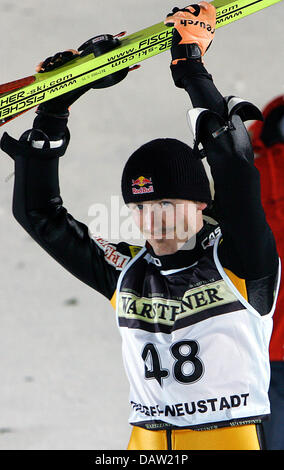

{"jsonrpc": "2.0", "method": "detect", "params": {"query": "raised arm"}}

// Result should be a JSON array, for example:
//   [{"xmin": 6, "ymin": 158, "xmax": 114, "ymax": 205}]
[
  {"xmin": 166, "ymin": 3, "xmax": 279, "ymax": 311},
  {"xmin": 1, "ymin": 47, "xmax": 133, "ymax": 301}
]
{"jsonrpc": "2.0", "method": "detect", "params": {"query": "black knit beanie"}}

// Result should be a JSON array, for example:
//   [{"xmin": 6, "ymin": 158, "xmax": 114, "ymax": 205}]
[{"xmin": 121, "ymin": 138, "xmax": 212, "ymax": 205}]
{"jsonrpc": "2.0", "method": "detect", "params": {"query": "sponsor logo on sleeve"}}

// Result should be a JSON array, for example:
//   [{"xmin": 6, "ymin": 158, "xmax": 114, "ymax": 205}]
[{"xmin": 92, "ymin": 236, "xmax": 130, "ymax": 270}]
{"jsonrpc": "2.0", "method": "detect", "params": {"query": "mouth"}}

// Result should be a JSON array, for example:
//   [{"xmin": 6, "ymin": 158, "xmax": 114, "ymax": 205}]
[{"xmin": 144, "ymin": 227, "xmax": 175, "ymax": 239}]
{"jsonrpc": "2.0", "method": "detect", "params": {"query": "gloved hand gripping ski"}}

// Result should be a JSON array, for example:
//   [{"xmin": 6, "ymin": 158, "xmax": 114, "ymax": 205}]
[
  {"xmin": 35, "ymin": 34, "xmax": 129, "ymax": 118},
  {"xmin": 3, "ymin": 34, "xmax": 130, "ymax": 153},
  {"xmin": 165, "ymin": 2, "xmax": 216, "ymax": 62}
]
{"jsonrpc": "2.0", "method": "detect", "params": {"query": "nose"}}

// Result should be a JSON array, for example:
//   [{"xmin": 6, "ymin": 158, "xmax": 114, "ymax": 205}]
[
  {"xmin": 142, "ymin": 205, "xmax": 164, "ymax": 234},
  {"xmin": 142, "ymin": 206, "xmax": 155, "ymax": 232}
]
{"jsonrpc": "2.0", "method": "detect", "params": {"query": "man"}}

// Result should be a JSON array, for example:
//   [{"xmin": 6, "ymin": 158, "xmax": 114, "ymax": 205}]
[
  {"xmin": 1, "ymin": 3, "xmax": 280, "ymax": 450},
  {"xmin": 249, "ymin": 95, "xmax": 284, "ymax": 449}
]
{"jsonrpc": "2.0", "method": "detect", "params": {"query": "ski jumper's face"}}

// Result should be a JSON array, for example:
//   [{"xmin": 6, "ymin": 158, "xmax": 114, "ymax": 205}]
[{"xmin": 128, "ymin": 199, "xmax": 207, "ymax": 256}]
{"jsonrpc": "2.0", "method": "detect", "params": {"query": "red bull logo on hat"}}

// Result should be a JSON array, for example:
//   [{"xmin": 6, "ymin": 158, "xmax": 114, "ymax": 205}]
[{"xmin": 132, "ymin": 176, "xmax": 154, "ymax": 195}]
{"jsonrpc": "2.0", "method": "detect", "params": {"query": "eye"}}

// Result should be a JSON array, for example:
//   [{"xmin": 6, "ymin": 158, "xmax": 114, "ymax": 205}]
[
  {"xmin": 160, "ymin": 201, "xmax": 173, "ymax": 208},
  {"xmin": 128, "ymin": 203, "xmax": 144, "ymax": 211}
]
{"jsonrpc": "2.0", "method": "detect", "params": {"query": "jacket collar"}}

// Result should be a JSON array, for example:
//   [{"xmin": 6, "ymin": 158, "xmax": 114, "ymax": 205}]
[{"xmin": 144, "ymin": 223, "xmax": 219, "ymax": 271}]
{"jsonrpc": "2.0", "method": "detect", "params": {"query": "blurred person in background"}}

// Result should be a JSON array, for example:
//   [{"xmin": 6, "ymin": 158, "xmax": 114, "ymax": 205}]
[{"xmin": 249, "ymin": 95, "xmax": 284, "ymax": 450}]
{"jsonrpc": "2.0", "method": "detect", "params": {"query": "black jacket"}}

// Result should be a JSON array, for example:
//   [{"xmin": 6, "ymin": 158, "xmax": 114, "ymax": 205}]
[{"xmin": 1, "ymin": 60, "xmax": 279, "ymax": 315}]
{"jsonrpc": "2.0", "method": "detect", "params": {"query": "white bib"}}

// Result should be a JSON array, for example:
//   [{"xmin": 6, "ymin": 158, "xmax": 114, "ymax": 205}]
[{"xmin": 116, "ymin": 237, "xmax": 280, "ymax": 430}]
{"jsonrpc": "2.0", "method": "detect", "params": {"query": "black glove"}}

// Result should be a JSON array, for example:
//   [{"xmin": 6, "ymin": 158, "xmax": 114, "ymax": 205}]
[{"xmin": 35, "ymin": 34, "xmax": 129, "ymax": 118}]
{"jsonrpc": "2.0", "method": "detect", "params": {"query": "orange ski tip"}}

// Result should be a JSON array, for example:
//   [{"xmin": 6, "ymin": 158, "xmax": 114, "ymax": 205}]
[{"xmin": 0, "ymin": 76, "xmax": 36, "ymax": 94}]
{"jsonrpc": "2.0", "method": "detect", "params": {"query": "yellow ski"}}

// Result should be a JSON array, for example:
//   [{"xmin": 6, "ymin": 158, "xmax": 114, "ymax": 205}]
[{"xmin": 0, "ymin": 0, "xmax": 281, "ymax": 125}]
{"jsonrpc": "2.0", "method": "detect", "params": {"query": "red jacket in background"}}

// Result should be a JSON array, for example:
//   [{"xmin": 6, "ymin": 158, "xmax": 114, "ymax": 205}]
[{"xmin": 249, "ymin": 95, "xmax": 284, "ymax": 361}]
